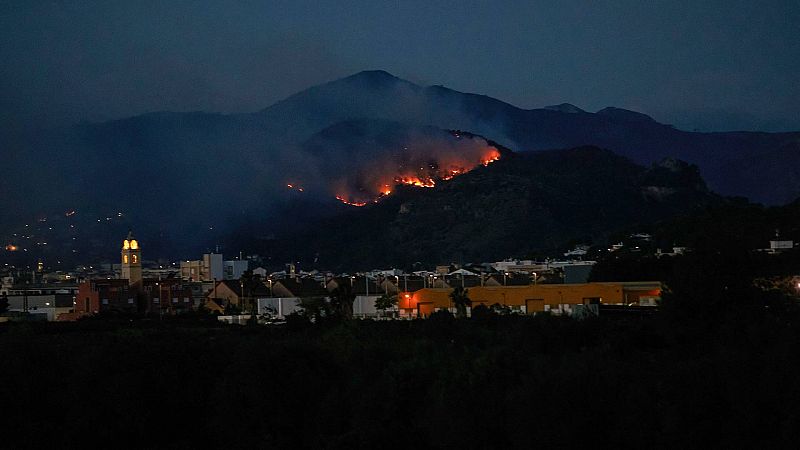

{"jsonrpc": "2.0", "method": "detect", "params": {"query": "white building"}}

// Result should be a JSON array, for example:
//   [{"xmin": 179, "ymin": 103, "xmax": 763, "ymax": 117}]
[
  {"xmin": 224, "ymin": 259, "xmax": 249, "ymax": 280},
  {"xmin": 257, "ymin": 297, "xmax": 302, "ymax": 319}
]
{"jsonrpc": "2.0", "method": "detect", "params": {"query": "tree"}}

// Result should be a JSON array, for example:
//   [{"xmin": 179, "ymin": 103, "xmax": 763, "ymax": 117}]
[
  {"xmin": 224, "ymin": 302, "xmax": 241, "ymax": 315},
  {"xmin": 296, "ymin": 296, "xmax": 332, "ymax": 323},
  {"xmin": 470, "ymin": 303, "xmax": 494, "ymax": 321},
  {"xmin": 449, "ymin": 286, "xmax": 471, "ymax": 318},
  {"xmin": 375, "ymin": 293, "xmax": 397, "ymax": 317},
  {"xmin": 330, "ymin": 285, "xmax": 356, "ymax": 320}
]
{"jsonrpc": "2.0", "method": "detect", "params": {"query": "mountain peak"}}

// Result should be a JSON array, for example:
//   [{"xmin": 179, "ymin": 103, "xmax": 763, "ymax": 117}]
[
  {"xmin": 341, "ymin": 70, "xmax": 405, "ymax": 85},
  {"xmin": 544, "ymin": 103, "xmax": 585, "ymax": 114}
]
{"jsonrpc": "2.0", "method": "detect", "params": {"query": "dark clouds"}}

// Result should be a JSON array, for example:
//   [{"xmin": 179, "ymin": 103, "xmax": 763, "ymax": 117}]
[{"xmin": 1, "ymin": 0, "xmax": 799, "ymax": 132}]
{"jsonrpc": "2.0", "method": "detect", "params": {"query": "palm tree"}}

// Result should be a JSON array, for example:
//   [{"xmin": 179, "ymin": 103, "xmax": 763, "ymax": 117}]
[{"xmin": 449, "ymin": 286, "xmax": 471, "ymax": 318}]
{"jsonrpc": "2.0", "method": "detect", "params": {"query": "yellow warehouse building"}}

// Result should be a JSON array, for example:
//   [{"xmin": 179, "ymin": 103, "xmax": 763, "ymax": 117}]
[{"xmin": 398, "ymin": 282, "xmax": 661, "ymax": 317}]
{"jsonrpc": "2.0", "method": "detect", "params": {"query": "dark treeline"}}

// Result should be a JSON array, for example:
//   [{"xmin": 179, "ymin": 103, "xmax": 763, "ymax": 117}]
[{"xmin": 2, "ymin": 306, "xmax": 800, "ymax": 449}]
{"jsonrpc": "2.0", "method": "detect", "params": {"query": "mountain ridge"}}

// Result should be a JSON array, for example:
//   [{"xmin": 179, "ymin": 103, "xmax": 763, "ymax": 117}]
[{"xmin": 3, "ymin": 70, "xmax": 799, "ymax": 263}]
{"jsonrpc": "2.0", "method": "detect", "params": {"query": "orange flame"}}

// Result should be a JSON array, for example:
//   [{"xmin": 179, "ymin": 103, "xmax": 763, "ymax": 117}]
[
  {"xmin": 335, "ymin": 196, "xmax": 368, "ymax": 207},
  {"xmin": 481, "ymin": 148, "xmax": 501, "ymax": 166},
  {"xmin": 334, "ymin": 145, "xmax": 502, "ymax": 206},
  {"xmin": 395, "ymin": 176, "xmax": 436, "ymax": 188}
]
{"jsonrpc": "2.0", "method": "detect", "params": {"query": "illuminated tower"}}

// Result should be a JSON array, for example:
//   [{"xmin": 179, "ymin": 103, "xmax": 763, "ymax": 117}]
[{"xmin": 121, "ymin": 231, "xmax": 142, "ymax": 286}]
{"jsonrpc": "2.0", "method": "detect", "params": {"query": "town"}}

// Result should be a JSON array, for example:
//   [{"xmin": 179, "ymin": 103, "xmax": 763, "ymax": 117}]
[{"xmin": 2, "ymin": 228, "xmax": 797, "ymax": 324}]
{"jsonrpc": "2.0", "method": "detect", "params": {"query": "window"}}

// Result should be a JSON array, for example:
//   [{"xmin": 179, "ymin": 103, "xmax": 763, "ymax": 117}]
[
  {"xmin": 123, "ymin": 255, "xmax": 128, "ymax": 264},
  {"xmin": 132, "ymin": 254, "xmax": 138, "ymax": 264}
]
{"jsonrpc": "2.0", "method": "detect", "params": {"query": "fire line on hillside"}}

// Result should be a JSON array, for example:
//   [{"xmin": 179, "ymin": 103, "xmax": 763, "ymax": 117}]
[{"xmin": 333, "ymin": 146, "xmax": 502, "ymax": 206}]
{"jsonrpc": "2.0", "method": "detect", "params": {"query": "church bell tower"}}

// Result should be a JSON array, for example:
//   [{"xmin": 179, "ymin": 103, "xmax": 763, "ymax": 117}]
[{"xmin": 121, "ymin": 231, "xmax": 142, "ymax": 287}]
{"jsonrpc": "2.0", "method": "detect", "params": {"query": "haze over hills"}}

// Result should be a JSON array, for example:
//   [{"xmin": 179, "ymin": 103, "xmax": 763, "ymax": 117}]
[{"xmin": 2, "ymin": 70, "xmax": 798, "ymax": 264}]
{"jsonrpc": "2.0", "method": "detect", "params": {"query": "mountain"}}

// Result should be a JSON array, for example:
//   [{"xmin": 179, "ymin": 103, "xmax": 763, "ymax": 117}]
[
  {"xmin": 544, "ymin": 103, "xmax": 585, "ymax": 114},
  {"xmin": 248, "ymin": 146, "xmax": 722, "ymax": 270},
  {"xmin": 3, "ymin": 70, "xmax": 799, "ymax": 263}
]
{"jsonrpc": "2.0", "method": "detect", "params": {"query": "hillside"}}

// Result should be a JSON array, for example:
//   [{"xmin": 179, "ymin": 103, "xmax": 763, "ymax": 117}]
[
  {"xmin": 3, "ymin": 70, "xmax": 799, "ymax": 263},
  {"xmin": 252, "ymin": 146, "xmax": 722, "ymax": 270}
]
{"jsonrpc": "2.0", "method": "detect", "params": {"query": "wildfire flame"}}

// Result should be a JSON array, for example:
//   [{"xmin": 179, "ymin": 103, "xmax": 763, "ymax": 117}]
[
  {"xmin": 481, "ymin": 148, "xmax": 501, "ymax": 166},
  {"xmin": 394, "ymin": 176, "xmax": 436, "ymax": 188},
  {"xmin": 335, "ymin": 196, "xmax": 368, "ymax": 207},
  {"xmin": 334, "ymin": 145, "xmax": 502, "ymax": 207}
]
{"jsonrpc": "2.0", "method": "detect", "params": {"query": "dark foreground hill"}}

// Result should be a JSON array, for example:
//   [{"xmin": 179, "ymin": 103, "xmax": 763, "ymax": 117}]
[{"xmin": 250, "ymin": 146, "xmax": 721, "ymax": 270}]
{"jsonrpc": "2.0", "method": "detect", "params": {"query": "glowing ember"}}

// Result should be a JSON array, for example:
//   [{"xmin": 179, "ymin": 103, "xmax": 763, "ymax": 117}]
[
  {"xmin": 286, "ymin": 183, "xmax": 305, "ymax": 192},
  {"xmin": 335, "ymin": 196, "xmax": 367, "ymax": 207},
  {"xmin": 5, "ymin": 244, "xmax": 18, "ymax": 252}
]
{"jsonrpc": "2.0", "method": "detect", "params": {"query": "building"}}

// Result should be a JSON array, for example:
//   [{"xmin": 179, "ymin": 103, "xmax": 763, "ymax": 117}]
[
  {"xmin": 120, "ymin": 231, "xmax": 142, "ymax": 287},
  {"xmin": 72, "ymin": 279, "xmax": 137, "ymax": 316},
  {"xmin": 397, "ymin": 282, "xmax": 662, "ymax": 318},
  {"xmin": 257, "ymin": 278, "xmax": 329, "ymax": 319},
  {"xmin": 223, "ymin": 259, "xmax": 249, "ymax": 280},
  {"xmin": 141, "ymin": 278, "xmax": 194, "ymax": 315},
  {"xmin": 5, "ymin": 293, "xmax": 74, "ymax": 321},
  {"xmin": 206, "ymin": 279, "xmax": 270, "ymax": 314},
  {"xmin": 327, "ymin": 276, "xmax": 385, "ymax": 318},
  {"xmin": 180, "ymin": 253, "xmax": 223, "ymax": 282}
]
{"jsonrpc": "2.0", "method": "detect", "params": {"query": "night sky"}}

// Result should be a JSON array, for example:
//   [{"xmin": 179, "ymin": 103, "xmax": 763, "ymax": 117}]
[{"xmin": 2, "ymin": 0, "xmax": 798, "ymax": 132}]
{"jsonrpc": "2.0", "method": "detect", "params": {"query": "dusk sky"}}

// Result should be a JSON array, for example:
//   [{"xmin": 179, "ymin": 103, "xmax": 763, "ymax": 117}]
[{"xmin": 2, "ymin": 0, "xmax": 798, "ymax": 132}]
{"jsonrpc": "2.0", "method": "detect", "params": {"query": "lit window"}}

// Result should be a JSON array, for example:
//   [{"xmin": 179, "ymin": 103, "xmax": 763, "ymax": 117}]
[
  {"xmin": 123, "ymin": 255, "xmax": 129, "ymax": 264},
  {"xmin": 130, "ymin": 240, "xmax": 138, "ymax": 250},
  {"xmin": 132, "ymin": 254, "xmax": 138, "ymax": 264},
  {"xmin": 123, "ymin": 240, "xmax": 130, "ymax": 249}
]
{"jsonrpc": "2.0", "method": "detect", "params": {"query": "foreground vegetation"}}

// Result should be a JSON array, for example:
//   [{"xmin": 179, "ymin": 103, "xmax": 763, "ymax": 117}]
[
  {"xmin": 2, "ymin": 304, "xmax": 800, "ymax": 449},
  {"xmin": 2, "ymin": 202, "xmax": 797, "ymax": 448}
]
